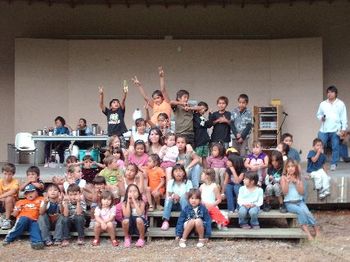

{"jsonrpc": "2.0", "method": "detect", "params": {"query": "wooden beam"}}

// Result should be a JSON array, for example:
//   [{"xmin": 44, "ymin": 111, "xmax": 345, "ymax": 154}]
[
  {"xmin": 105, "ymin": 0, "xmax": 111, "ymax": 8},
  {"xmin": 163, "ymin": 0, "xmax": 168, "ymax": 8},
  {"xmin": 201, "ymin": 0, "xmax": 207, "ymax": 8},
  {"xmin": 47, "ymin": 0, "xmax": 52, "ymax": 7},
  {"xmin": 27, "ymin": 0, "xmax": 32, "ymax": 5},
  {"xmin": 264, "ymin": 0, "xmax": 269, "ymax": 8},
  {"xmin": 241, "ymin": 0, "xmax": 245, "ymax": 8},
  {"xmin": 222, "ymin": 0, "xmax": 226, "ymax": 8},
  {"xmin": 70, "ymin": 0, "xmax": 76, "ymax": 8},
  {"xmin": 309, "ymin": 0, "xmax": 314, "ymax": 4},
  {"xmin": 289, "ymin": 0, "xmax": 294, "ymax": 6},
  {"xmin": 183, "ymin": 0, "xmax": 188, "ymax": 8},
  {"xmin": 145, "ymin": 0, "xmax": 150, "ymax": 8},
  {"xmin": 125, "ymin": 0, "xmax": 130, "ymax": 8}
]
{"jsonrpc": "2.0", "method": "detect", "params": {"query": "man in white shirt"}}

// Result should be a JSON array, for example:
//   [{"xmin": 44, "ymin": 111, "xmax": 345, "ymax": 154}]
[{"xmin": 316, "ymin": 85, "xmax": 348, "ymax": 171}]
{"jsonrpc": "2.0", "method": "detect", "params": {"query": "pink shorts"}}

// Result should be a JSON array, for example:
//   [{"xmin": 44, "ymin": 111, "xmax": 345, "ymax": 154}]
[{"xmin": 161, "ymin": 161, "xmax": 176, "ymax": 169}]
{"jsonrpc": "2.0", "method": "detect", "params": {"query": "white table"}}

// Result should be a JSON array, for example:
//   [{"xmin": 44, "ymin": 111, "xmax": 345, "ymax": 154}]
[{"xmin": 32, "ymin": 135, "xmax": 109, "ymax": 142}]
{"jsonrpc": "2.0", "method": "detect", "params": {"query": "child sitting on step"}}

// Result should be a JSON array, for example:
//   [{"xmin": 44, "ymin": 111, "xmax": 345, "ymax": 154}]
[{"xmin": 176, "ymin": 188, "xmax": 211, "ymax": 248}]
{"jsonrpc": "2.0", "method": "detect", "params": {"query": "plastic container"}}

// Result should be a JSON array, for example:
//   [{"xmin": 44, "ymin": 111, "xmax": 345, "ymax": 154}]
[{"xmin": 78, "ymin": 148, "xmax": 100, "ymax": 162}]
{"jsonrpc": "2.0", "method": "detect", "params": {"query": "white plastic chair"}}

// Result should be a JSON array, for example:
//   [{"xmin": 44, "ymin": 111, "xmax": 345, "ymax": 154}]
[{"xmin": 14, "ymin": 132, "xmax": 37, "ymax": 165}]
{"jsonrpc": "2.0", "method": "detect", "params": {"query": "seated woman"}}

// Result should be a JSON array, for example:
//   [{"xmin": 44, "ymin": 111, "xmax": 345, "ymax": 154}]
[
  {"xmin": 44, "ymin": 116, "xmax": 71, "ymax": 166},
  {"xmin": 74, "ymin": 118, "xmax": 93, "ymax": 150}
]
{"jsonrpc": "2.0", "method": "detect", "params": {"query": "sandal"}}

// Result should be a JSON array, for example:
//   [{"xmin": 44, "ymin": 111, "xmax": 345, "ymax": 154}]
[
  {"xmin": 61, "ymin": 240, "xmax": 69, "ymax": 247},
  {"xmin": 135, "ymin": 238, "xmax": 145, "ymax": 248},
  {"xmin": 92, "ymin": 239, "xmax": 100, "ymax": 246},
  {"xmin": 148, "ymin": 205, "xmax": 154, "ymax": 212},
  {"xmin": 111, "ymin": 239, "xmax": 119, "ymax": 247},
  {"xmin": 179, "ymin": 238, "xmax": 187, "ymax": 248},
  {"xmin": 124, "ymin": 236, "xmax": 131, "ymax": 248}
]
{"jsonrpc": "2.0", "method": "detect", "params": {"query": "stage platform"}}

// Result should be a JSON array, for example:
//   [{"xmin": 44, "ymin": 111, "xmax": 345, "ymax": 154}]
[{"xmin": 2, "ymin": 161, "xmax": 350, "ymax": 206}]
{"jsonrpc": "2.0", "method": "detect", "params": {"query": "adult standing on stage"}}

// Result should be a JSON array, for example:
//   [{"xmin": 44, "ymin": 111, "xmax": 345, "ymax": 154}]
[{"xmin": 316, "ymin": 85, "xmax": 348, "ymax": 171}]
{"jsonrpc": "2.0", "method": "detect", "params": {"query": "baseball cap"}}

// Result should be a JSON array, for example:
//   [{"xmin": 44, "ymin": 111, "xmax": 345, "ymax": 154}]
[{"xmin": 24, "ymin": 184, "xmax": 37, "ymax": 194}]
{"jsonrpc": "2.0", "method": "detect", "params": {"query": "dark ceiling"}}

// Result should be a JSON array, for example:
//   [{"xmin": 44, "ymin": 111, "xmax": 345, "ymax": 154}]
[{"xmin": 1, "ymin": 0, "xmax": 344, "ymax": 8}]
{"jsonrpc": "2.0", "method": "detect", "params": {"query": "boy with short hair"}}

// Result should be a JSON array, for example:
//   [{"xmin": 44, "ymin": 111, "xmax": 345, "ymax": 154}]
[
  {"xmin": 193, "ymin": 101, "xmax": 211, "ymax": 168},
  {"xmin": 0, "ymin": 163, "xmax": 19, "ymax": 230},
  {"xmin": 307, "ymin": 138, "xmax": 331, "ymax": 199},
  {"xmin": 62, "ymin": 184, "xmax": 87, "ymax": 246},
  {"xmin": 209, "ymin": 96, "xmax": 231, "ymax": 149},
  {"xmin": 171, "ymin": 89, "xmax": 198, "ymax": 147},
  {"xmin": 19, "ymin": 166, "xmax": 45, "ymax": 196},
  {"xmin": 3, "ymin": 184, "xmax": 44, "ymax": 249},
  {"xmin": 230, "ymin": 94, "xmax": 253, "ymax": 156},
  {"xmin": 282, "ymin": 133, "xmax": 301, "ymax": 163}
]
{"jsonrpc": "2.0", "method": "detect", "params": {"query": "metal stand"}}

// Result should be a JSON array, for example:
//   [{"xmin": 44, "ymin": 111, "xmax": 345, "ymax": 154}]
[{"xmin": 277, "ymin": 113, "xmax": 288, "ymax": 142}]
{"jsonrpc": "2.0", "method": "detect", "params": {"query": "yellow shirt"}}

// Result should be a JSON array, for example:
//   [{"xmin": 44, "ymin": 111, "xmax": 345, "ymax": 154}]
[{"xmin": 0, "ymin": 178, "xmax": 20, "ymax": 198}]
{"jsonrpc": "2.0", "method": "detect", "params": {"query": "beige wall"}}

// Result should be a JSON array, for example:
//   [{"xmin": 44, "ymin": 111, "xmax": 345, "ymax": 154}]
[
  {"xmin": 15, "ymin": 38, "xmax": 322, "ymax": 159},
  {"xmin": 1, "ymin": 1, "xmax": 350, "ymax": 162}
]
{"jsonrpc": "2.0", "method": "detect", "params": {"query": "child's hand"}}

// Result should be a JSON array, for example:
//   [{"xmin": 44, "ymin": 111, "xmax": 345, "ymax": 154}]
[
  {"xmin": 43, "ymin": 193, "xmax": 49, "ymax": 203},
  {"xmin": 98, "ymin": 86, "xmax": 104, "ymax": 94},
  {"xmin": 158, "ymin": 66, "xmax": 164, "ymax": 77},
  {"xmin": 226, "ymin": 160, "xmax": 233, "ymax": 168},
  {"xmin": 131, "ymin": 76, "xmax": 141, "ymax": 86}
]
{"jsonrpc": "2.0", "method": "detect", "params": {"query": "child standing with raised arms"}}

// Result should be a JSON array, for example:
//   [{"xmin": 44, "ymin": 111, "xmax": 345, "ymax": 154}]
[
  {"xmin": 132, "ymin": 67, "xmax": 172, "ymax": 125},
  {"xmin": 98, "ymin": 85, "xmax": 128, "ymax": 142}
]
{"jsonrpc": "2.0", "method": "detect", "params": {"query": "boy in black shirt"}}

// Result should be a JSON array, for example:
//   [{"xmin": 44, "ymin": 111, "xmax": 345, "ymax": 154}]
[{"xmin": 193, "ymin": 102, "xmax": 211, "ymax": 169}]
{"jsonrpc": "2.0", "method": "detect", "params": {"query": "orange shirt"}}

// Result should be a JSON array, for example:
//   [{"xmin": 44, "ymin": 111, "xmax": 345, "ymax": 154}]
[
  {"xmin": 14, "ymin": 196, "xmax": 44, "ymax": 221},
  {"xmin": 0, "ymin": 178, "xmax": 19, "ymax": 198},
  {"xmin": 151, "ymin": 101, "xmax": 172, "ymax": 125},
  {"xmin": 147, "ymin": 167, "xmax": 165, "ymax": 194}
]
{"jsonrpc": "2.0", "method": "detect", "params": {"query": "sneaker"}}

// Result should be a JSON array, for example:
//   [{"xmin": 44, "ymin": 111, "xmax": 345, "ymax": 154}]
[
  {"xmin": 217, "ymin": 224, "xmax": 222, "ymax": 230},
  {"xmin": 343, "ymin": 156, "xmax": 350, "ymax": 163},
  {"xmin": 2, "ymin": 239, "xmax": 10, "ymax": 246},
  {"xmin": 252, "ymin": 225, "xmax": 260, "ymax": 229},
  {"xmin": 77, "ymin": 238, "xmax": 85, "ymax": 245},
  {"xmin": 196, "ymin": 239, "xmax": 205, "ymax": 248},
  {"xmin": 330, "ymin": 164, "xmax": 337, "ymax": 171},
  {"xmin": 45, "ymin": 240, "xmax": 53, "ymax": 246},
  {"xmin": 263, "ymin": 204, "xmax": 271, "ymax": 212},
  {"xmin": 161, "ymin": 220, "xmax": 169, "ymax": 231},
  {"xmin": 88, "ymin": 220, "xmax": 96, "ymax": 229},
  {"xmin": 135, "ymin": 238, "xmax": 145, "ymax": 248},
  {"xmin": 279, "ymin": 204, "xmax": 287, "ymax": 213},
  {"xmin": 124, "ymin": 236, "xmax": 131, "ymax": 248},
  {"xmin": 1, "ymin": 219, "xmax": 12, "ymax": 230},
  {"xmin": 179, "ymin": 238, "xmax": 186, "ymax": 248},
  {"xmin": 31, "ymin": 242, "xmax": 44, "ymax": 250},
  {"xmin": 319, "ymin": 191, "xmax": 331, "ymax": 199},
  {"xmin": 44, "ymin": 163, "xmax": 49, "ymax": 168},
  {"xmin": 53, "ymin": 240, "xmax": 62, "ymax": 246},
  {"xmin": 240, "ymin": 224, "xmax": 251, "ymax": 229}
]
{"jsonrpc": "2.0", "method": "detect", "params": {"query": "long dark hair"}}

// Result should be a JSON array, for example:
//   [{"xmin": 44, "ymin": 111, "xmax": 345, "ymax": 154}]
[
  {"xmin": 148, "ymin": 127, "xmax": 164, "ymax": 146},
  {"xmin": 227, "ymin": 154, "xmax": 246, "ymax": 175},
  {"xmin": 123, "ymin": 184, "xmax": 142, "ymax": 203},
  {"xmin": 269, "ymin": 150, "xmax": 284, "ymax": 171},
  {"xmin": 171, "ymin": 164, "xmax": 187, "ymax": 183}
]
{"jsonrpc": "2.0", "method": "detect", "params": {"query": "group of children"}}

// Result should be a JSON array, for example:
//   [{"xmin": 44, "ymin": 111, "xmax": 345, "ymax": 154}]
[{"xmin": 0, "ymin": 67, "xmax": 329, "ymax": 248}]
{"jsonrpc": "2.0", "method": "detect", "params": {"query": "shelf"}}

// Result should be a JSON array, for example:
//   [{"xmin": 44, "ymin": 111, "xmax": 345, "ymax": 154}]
[
  {"xmin": 259, "ymin": 128, "xmax": 278, "ymax": 131},
  {"xmin": 259, "ymin": 137, "xmax": 277, "ymax": 140}
]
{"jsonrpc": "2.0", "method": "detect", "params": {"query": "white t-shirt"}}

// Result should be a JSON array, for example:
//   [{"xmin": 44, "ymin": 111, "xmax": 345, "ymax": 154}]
[
  {"xmin": 63, "ymin": 179, "xmax": 86, "ymax": 193},
  {"xmin": 94, "ymin": 205, "xmax": 116, "ymax": 222}
]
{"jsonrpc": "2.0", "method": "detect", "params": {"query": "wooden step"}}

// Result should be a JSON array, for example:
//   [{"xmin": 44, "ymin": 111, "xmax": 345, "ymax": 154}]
[
  {"xmin": 148, "ymin": 227, "xmax": 306, "ymax": 239},
  {"xmin": 0, "ymin": 227, "xmax": 306, "ymax": 240}
]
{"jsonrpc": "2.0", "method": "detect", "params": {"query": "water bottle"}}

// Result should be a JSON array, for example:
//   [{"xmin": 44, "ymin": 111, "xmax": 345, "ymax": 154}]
[
  {"xmin": 132, "ymin": 108, "xmax": 142, "ymax": 121},
  {"xmin": 43, "ymin": 126, "xmax": 47, "ymax": 135}
]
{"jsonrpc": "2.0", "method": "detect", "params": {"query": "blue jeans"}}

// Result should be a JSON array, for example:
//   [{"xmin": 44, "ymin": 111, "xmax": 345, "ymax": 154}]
[
  {"xmin": 284, "ymin": 201, "xmax": 316, "ymax": 226},
  {"xmin": 238, "ymin": 206, "xmax": 260, "ymax": 226},
  {"xmin": 188, "ymin": 164, "xmax": 202, "ymax": 189},
  {"xmin": 62, "ymin": 215, "xmax": 85, "ymax": 239},
  {"xmin": 38, "ymin": 214, "xmax": 64, "ymax": 242},
  {"xmin": 225, "ymin": 183, "xmax": 241, "ymax": 211},
  {"xmin": 162, "ymin": 195, "xmax": 188, "ymax": 221},
  {"xmin": 5, "ymin": 216, "xmax": 43, "ymax": 244},
  {"xmin": 318, "ymin": 131, "xmax": 340, "ymax": 165},
  {"xmin": 340, "ymin": 143, "xmax": 349, "ymax": 158}
]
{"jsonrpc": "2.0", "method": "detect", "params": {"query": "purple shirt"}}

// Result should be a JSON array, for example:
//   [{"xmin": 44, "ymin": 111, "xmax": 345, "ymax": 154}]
[{"xmin": 207, "ymin": 156, "xmax": 227, "ymax": 168}]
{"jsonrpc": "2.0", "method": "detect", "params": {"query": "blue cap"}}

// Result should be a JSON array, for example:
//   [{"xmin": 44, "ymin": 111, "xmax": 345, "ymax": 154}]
[{"xmin": 24, "ymin": 184, "xmax": 37, "ymax": 193}]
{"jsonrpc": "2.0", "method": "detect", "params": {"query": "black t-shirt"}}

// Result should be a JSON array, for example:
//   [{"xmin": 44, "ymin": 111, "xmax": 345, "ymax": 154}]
[
  {"xmin": 103, "ymin": 107, "xmax": 128, "ymax": 136},
  {"xmin": 209, "ymin": 111, "xmax": 231, "ymax": 143},
  {"xmin": 193, "ymin": 112, "xmax": 211, "ymax": 147}
]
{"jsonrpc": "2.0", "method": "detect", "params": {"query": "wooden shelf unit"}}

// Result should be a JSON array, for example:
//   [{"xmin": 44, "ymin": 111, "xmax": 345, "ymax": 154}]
[{"xmin": 253, "ymin": 105, "xmax": 282, "ymax": 151}]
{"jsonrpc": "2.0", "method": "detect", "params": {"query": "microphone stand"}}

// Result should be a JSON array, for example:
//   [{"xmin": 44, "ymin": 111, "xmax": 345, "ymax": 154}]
[{"xmin": 277, "ymin": 113, "xmax": 288, "ymax": 143}]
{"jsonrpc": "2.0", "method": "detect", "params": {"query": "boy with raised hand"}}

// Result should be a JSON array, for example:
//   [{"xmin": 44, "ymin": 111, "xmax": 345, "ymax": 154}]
[
  {"xmin": 282, "ymin": 133, "xmax": 301, "ymax": 163},
  {"xmin": 3, "ymin": 184, "xmax": 44, "ymax": 249},
  {"xmin": 0, "ymin": 163, "xmax": 19, "ymax": 230},
  {"xmin": 230, "ymin": 94, "xmax": 253, "ymax": 157},
  {"xmin": 61, "ymin": 184, "xmax": 87, "ymax": 246},
  {"xmin": 19, "ymin": 166, "xmax": 45, "ymax": 196}
]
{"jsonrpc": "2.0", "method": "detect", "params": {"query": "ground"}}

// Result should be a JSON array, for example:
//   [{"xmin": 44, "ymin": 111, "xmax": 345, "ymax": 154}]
[{"xmin": 1, "ymin": 210, "xmax": 349, "ymax": 262}]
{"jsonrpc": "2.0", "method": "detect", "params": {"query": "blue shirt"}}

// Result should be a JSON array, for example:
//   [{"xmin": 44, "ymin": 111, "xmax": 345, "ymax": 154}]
[
  {"xmin": 54, "ymin": 126, "xmax": 70, "ymax": 135},
  {"xmin": 284, "ymin": 182, "xmax": 303, "ymax": 202},
  {"xmin": 288, "ymin": 147, "xmax": 301, "ymax": 163},
  {"xmin": 307, "ymin": 150, "xmax": 326, "ymax": 173}
]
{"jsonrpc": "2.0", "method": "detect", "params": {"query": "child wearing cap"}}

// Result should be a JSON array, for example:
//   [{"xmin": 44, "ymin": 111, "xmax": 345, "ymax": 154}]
[{"xmin": 2, "ymin": 184, "xmax": 44, "ymax": 249}]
